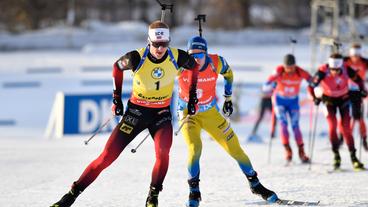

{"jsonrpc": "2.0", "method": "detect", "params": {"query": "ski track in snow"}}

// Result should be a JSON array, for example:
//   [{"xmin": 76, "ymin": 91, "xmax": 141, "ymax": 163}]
[{"xmin": 0, "ymin": 127, "xmax": 367, "ymax": 207}]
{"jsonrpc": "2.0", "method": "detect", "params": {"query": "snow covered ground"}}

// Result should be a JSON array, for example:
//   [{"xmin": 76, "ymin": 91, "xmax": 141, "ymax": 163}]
[
  {"xmin": 1, "ymin": 28, "xmax": 368, "ymax": 206},
  {"xmin": 1, "ymin": 124, "xmax": 367, "ymax": 207}
]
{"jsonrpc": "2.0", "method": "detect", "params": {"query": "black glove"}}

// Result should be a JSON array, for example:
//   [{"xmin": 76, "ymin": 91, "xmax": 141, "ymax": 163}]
[
  {"xmin": 187, "ymin": 90, "xmax": 198, "ymax": 115},
  {"xmin": 187, "ymin": 98, "xmax": 198, "ymax": 115},
  {"xmin": 222, "ymin": 96, "xmax": 233, "ymax": 117},
  {"xmin": 112, "ymin": 97, "xmax": 124, "ymax": 116},
  {"xmin": 313, "ymin": 98, "xmax": 321, "ymax": 106}
]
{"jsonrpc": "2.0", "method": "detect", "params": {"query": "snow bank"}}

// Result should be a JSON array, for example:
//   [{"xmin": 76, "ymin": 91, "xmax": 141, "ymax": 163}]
[{"xmin": 0, "ymin": 20, "xmax": 310, "ymax": 51}]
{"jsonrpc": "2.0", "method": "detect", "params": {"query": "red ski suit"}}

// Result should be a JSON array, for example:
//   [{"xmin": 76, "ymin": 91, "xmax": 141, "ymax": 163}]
[{"xmin": 311, "ymin": 64, "xmax": 365, "ymax": 151}]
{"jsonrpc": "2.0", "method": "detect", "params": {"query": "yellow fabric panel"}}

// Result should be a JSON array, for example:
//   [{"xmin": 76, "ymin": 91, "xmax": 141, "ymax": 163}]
[
  {"xmin": 179, "ymin": 107, "xmax": 253, "ymax": 167},
  {"xmin": 132, "ymin": 47, "xmax": 179, "ymax": 103},
  {"xmin": 215, "ymin": 55, "xmax": 223, "ymax": 74},
  {"xmin": 222, "ymin": 68, "xmax": 233, "ymax": 80}
]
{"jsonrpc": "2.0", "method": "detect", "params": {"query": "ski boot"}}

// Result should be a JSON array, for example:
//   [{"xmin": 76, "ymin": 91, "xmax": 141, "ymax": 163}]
[
  {"xmin": 145, "ymin": 185, "xmax": 161, "ymax": 207},
  {"xmin": 50, "ymin": 182, "xmax": 82, "ymax": 207},
  {"xmin": 186, "ymin": 179, "xmax": 201, "ymax": 207},
  {"xmin": 247, "ymin": 134, "xmax": 263, "ymax": 143},
  {"xmin": 333, "ymin": 150, "xmax": 341, "ymax": 170},
  {"xmin": 246, "ymin": 173, "xmax": 278, "ymax": 203},
  {"xmin": 284, "ymin": 144, "xmax": 292, "ymax": 164},
  {"xmin": 350, "ymin": 150, "xmax": 365, "ymax": 170},
  {"xmin": 298, "ymin": 144, "xmax": 310, "ymax": 164}
]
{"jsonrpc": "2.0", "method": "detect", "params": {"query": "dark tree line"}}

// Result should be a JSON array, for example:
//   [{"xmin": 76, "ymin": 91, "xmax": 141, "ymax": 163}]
[{"xmin": 0, "ymin": 0, "xmax": 322, "ymax": 33}]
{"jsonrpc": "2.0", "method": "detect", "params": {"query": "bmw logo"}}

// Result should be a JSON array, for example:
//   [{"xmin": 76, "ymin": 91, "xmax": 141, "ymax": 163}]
[{"xmin": 151, "ymin": 67, "xmax": 164, "ymax": 79}]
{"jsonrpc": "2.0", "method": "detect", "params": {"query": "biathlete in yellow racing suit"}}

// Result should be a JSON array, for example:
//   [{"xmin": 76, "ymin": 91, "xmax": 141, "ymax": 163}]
[
  {"xmin": 177, "ymin": 36, "xmax": 278, "ymax": 207},
  {"xmin": 50, "ymin": 21, "xmax": 199, "ymax": 207}
]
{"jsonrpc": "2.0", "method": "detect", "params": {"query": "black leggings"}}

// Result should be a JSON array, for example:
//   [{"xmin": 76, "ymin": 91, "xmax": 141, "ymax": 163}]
[{"xmin": 252, "ymin": 97, "xmax": 276, "ymax": 134}]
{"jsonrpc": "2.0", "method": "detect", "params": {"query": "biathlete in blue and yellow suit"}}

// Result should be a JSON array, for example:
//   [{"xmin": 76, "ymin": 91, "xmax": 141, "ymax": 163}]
[{"xmin": 177, "ymin": 36, "xmax": 278, "ymax": 207}]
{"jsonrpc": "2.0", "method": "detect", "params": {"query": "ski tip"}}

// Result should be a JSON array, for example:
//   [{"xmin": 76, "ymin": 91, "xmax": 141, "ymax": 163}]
[
  {"xmin": 353, "ymin": 167, "xmax": 367, "ymax": 172},
  {"xmin": 276, "ymin": 198, "xmax": 320, "ymax": 206},
  {"xmin": 327, "ymin": 168, "xmax": 368, "ymax": 174}
]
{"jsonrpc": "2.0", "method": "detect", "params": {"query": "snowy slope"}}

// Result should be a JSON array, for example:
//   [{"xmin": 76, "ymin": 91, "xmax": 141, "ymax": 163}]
[
  {"xmin": 0, "ymin": 33, "xmax": 368, "ymax": 206},
  {"xmin": 0, "ymin": 125, "xmax": 367, "ymax": 207}
]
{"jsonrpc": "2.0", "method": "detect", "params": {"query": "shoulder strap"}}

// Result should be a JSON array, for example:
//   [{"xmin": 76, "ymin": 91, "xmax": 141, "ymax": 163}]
[
  {"xmin": 167, "ymin": 48, "xmax": 179, "ymax": 70},
  {"xmin": 136, "ymin": 46, "xmax": 179, "ymax": 71},
  {"xmin": 135, "ymin": 45, "xmax": 149, "ymax": 72}
]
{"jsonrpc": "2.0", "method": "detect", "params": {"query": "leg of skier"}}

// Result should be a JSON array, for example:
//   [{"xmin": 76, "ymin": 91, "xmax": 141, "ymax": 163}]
[
  {"xmin": 145, "ymin": 109, "xmax": 174, "ymax": 207},
  {"xmin": 203, "ymin": 108, "xmax": 278, "ymax": 203},
  {"xmin": 50, "ymin": 119, "xmax": 143, "ymax": 207},
  {"xmin": 289, "ymin": 106, "xmax": 310, "ymax": 163},
  {"xmin": 181, "ymin": 115, "xmax": 203, "ymax": 207},
  {"xmin": 325, "ymin": 104, "xmax": 342, "ymax": 169},
  {"xmin": 351, "ymin": 92, "xmax": 368, "ymax": 152},
  {"xmin": 337, "ymin": 118, "xmax": 345, "ymax": 148},
  {"xmin": 270, "ymin": 106, "xmax": 277, "ymax": 138},
  {"xmin": 338, "ymin": 101, "xmax": 364, "ymax": 170},
  {"xmin": 359, "ymin": 118, "xmax": 368, "ymax": 151},
  {"xmin": 249, "ymin": 97, "xmax": 268, "ymax": 142},
  {"xmin": 251, "ymin": 97, "xmax": 267, "ymax": 134},
  {"xmin": 274, "ymin": 103, "xmax": 292, "ymax": 162},
  {"xmin": 357, "ymin": 102, "xmax": 368, "ymax": 151}
]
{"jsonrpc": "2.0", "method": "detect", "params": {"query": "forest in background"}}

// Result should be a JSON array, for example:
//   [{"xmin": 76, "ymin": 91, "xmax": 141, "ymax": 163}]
[{"xmin": 0, "ymin": 0, "xmax": 315, "ymax": 33}]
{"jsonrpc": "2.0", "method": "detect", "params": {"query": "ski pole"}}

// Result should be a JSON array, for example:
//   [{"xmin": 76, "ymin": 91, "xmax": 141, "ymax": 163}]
[
  {"xmin": 267, "ymin": 107, "xmax": 277, "ymax": 164},
  {"xmin": 270, "ymin": 107, "xmax": 277, "ymax": 139},
  {"xmin": 307, "ymin": 102, "xmax": 314, "ymax": 160},
  {"xmin": 84, "ymin": 116, "xmax": 114, "ymax": 145},
  {"xmin": 131, "ymin": 132, "xmax": 150, "ymax": 153},
  {"xmin": 174, "ymin": 115, "xmax": 190, "ymax": 136},
  {"xmin": 267, "ymin": 135, "xmax": 273, "ymax": 164},
  {"xmin": 309, "ymin": 104, "xmax": 320, "ymax": 170}
]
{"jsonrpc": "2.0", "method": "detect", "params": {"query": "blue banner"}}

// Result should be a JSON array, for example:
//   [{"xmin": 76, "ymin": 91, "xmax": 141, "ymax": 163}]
[{"xmin": 63, "ymin": 93, "xmax": 130, "ymax": 135}]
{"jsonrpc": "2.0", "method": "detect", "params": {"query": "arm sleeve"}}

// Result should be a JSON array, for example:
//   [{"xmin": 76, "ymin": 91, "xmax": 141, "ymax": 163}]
[
  {"xmin": 308, "ymin": 69, "xmax": 325, "ymax": 99},
  {"xmin": 177, "ymin": 49, "xmax": 196, "ymax": 69},
  {"xmin": 299, "ymin": 67, "xmax": 315, "ymax": 98},
  {"xmin": 347, "ymin": 66, "xmax": 365, "ymax": 90},
  {"xmin": 112, "ymin": 50, "xmax": 141, "ymax": 97},
  {"xmin": 176, "ymin": 49, "xmax": 199, "ymax": 100},
  {"xmin": 266, "ymin": 66, "xmax": 282, "ymax": 84},
  {"xmin": 364, "ymin": 58, "xmax": 368, "ymax": 80},
  {"xmin": 310, "ymin": 70, "xmax": 325, "ymax": 88},
  {"xmin": 218, "ymin": 56, "xmax": 233, "ymax": 96},
  {"xmin": 299, "ymin": 67, "xmax": 312, "ymax": 83}
]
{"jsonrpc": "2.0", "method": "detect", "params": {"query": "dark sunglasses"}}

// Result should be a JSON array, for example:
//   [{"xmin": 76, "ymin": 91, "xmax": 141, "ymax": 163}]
[
  {"xmin": 190, "ymin": 53, "xmax": 205, "ymax": 59},
  {"xmin": 150, "ymin": 41, "xmax": 169, "ymax": 48},
  {"xmin": 330, "ymin": 68, "xmax": 341, "ymax": 71}
]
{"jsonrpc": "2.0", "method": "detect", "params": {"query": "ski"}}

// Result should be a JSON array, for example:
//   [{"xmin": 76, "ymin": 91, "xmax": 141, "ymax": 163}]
[
  {"xmin": 276, "ymin": 199, "xmax": 320, "ymax": 206},
  {"xmin": 327, "ymin": 168, "xmax": 367, "ymax": 174}
]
